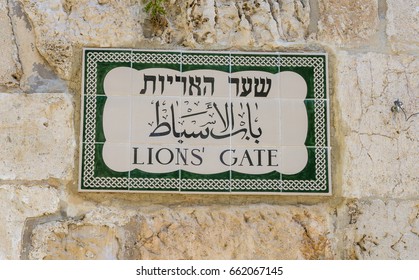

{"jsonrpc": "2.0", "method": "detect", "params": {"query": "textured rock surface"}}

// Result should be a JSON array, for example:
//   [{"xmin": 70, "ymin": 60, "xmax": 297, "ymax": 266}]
[
  {"xmin": 21, "ymin": 0, "xmax": 311, "ymax": 79},
  {"xmin": 0, "ymin": 0, "xmax": 22, "ymax": 87},
  {"xmin": 317, "ymin": 0, "xmax": 379, "ymax": 45},
  {"xmin": 387, "ymin": 0, "xmax": 419, "ymax": 53},
  {"xmin": 29, "ymin": 223, "xmax": 119, "ymax": 260},
  {"xmin": 340, "ymin": 199, "xmax": 419, "ymax": 259},
  {"xmin": 21, "ymin": 0, "xmax": 142, "ymax": 79},
  {"xmin": 0, "ymin": 92, "xmax": 75, "ymax": 180},
  {"xmin": 0, "ymin": 185, "xmax": 59, "ymax": 259},
  {"xmin": 337, "ymin": 52, "xmax": 419, "ymax": 198},
  {"xmin": 28, "ymin": 205, "xmax": 334, "ymax": 260},
  {"xmin": 8, "ymin": 0, "xmax": 67, "ymax": 93}
]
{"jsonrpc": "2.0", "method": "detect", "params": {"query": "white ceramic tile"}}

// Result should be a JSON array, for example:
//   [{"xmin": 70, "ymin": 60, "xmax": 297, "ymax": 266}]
[
  {"xmin": 101, "ymin": 142, "xmax": 131, "ymax": 172},
  {"xmin": 281, "ymin": 146, "xmax": 309, "ymax": 175},
  {"xmin": 180, "ymin": 97, "xmax": 232, "ymax": 147},
  {"xmin": 279, "ymin": 71, "xmax": 308, "ymax": 99},
  {"xmin": 130, "ymin": 143, "xmax": 181, "ymax": 176},
  {"xmin": 102, "ymin": 96, "xmax": 131, "ymax": 143},
  {"xmin": 230, "ymin": 71, "xmax": 280, "ymax": 99},
  {"xmin": 230, "ymin": 98, "xmax": 280, "ymax": 147},
  {"xmin": 132, "ymin": 67, "xmax": 183, "ymax": 97},
  {"xmin": 229, "ymin": 146, "xmax": 282, "ymax": 175},
  {"xmin": 280, "ymin": 99, "xmax": 308, "ymax": 146},
  {"xmin": 103, "ymin": 66, "xmax": 133, "ymax": 96},
  {"xmin": 131, "ymin": 96, "xmax": 181, "ymax": 145},
  {"xmin": 174, "ymin": 145, "xmax": 231, "ymax": 175},
  {"xmin": 180, "ymin": 69, "xmax": 229, "ymax": 98}
]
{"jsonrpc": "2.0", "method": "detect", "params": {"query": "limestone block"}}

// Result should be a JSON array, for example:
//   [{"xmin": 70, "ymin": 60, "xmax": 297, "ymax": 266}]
[
  {"xmin": 7, "ymin": 0, "xmax": 66, "ymax": 93},
  {"xmin": 337, "ymin": 52, "xmax": 419, "ymax": 198},
  {"xmin": 166, "ymin": 0, "xmax": 310, "ymax": 48},
  {"xmin": 0, "ymin": 93, "xmax": 75, "ymax": 180},
  {"xmin": 21, "ymin": 0, "xmax": 312, "ymax": 78},
  {"xmin": 0, "ymin": 0, "xmax": 22, "ymax": 87},
  {"xmin": 341, "ymin": 199, "xmax": 419, "ymax": 259},
  {"xmin": 0, "ymin": 185, "xmax": 59, "ymax": 259},
  {"xmin": 186, "ymin": 0, "xmax": 217, "ymax": 44},
  {"xmin": 30, "ymin": 223, "xmax": 119, "ymax": 260},
  {"xmin": 235, "ymin": 0, "xmax": 281, "ymax": 47},
  {"xmin": 317, "ymin": 0, "xmax": 379, "ymax": 45},
  {"xmin": 213, "ymin": 0, "xmax": 310, "ymax": 47},
  {"xmin": 28, "ymin": 204, "xmax": 334, "ymax": 260},
  {"xmin": 21, "ymin": 0, "xmax": 142, "ymax": 79},
  {"xmin": 274, "ymin": 0, "xmax": 310, "ymax": 41},
  {"xmin": 387, "ymin": 0, "xmax": 419, "ymax": 52}
]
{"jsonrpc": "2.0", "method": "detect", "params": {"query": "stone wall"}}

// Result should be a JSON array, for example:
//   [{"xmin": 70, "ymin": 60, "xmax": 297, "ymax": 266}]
[{"xmin": 0, "ymin": 0, "xmax": 417, "ymax": 259}]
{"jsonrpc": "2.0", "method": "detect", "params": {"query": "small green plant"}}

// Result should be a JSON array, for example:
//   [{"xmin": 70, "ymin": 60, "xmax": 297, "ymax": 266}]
[{"xmin": 144, "ymin": 0, "xmax": 167, "ymax": 21}]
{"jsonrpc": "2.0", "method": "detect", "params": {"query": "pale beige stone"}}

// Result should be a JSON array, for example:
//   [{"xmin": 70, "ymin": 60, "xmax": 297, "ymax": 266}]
[
  {"xmin": 168, "ymin": 0, "xmax": 310, "ymax": 48},
  {"xmin": 28, "ymin": 204, "xmax": 334, "ymax": 260},
  {"xmin": 340, "ymin": 199, "xmax": 419, "ymax": 259},
  {"xmin": 0, "ymin": 93, "xmax": 75, "ymax": 180},
  {"xmin": 0, "ymin": 185, "xmax": 59, "ymax": 259},
  {"xmin": 186, "ymin": 0, "xmax": 217, "ymax": 45},
  {"xmin": 337, "ymin": 52, "xmax": 419, "ymax": 198},
  {"xmin": 0, "ymin": 0, "xmax": 22, "ymax": 87},
  {"xmin": 274, "ymin": 0, "xmax": 310, "ymax": 41},
  {"xmin": 30, "ymin": 223, "xmax": 119, "ymax": 260},
  {"xmin": 317, "ymin": 0, "xmax": 379, "ymax": 45},
  {"xmin": 387, "ymin": 0, "xmax": 419, "ymax": 52},
  {"xmin": 7, "ymin": 0, "xmax": 65, "ymax": 93},
  {"xmin": 21, "ymin": 0, "xmax": 143, "ymax": 79},
  {"xmin": 21, "ymin": 0, "xmax": 312, "ymax": 78},
  {"xmin": 235, "ymin": 0, "xmax": 281, "ymax": 47}
]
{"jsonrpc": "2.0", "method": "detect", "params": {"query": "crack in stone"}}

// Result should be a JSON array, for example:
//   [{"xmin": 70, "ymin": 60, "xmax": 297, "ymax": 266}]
[
  {"xmin": 347, "ymin": 201, "xmax": 360, "ymax": 225},
  {"xmin": 240, "ymin": 1, "xmax": 254, "ymax": 33},
  {"xmin": 20, "ymin": 212, "xmax": 64, "ymax": 259},
  {"xmin": 390, "ymin": 234, "xmax": 403, "ymax": 252},
  {"xmin": 358, "ymin": 132, "xmax": 395, "ymax": 140},
  {"xmin": 355, "ymin": 133, "xmax": 373, "ymax": 161},
  {"xmin": 234, "ymin": 0, "xmax": 242, "ymax": 18},
  {"xmin": 355, "ymin": 234, "xmax": 368, "ymax": 252},
  {"xmin": 267, "ymin": 0, "xmax": 280, "ymax": 36},
  {"xmin": 377, "ymin": 0, "xmax": 389, "ymax": 51},
  {"xmin": 213, "ymin": 0, "xmax": 220, "ymax": 28},
  {"xmin": 5, "ymin": 0, "xmax": 23, "ymax": 86},
  {"xmin": 295, "ymin": 0, "xmax": 308, "ymax": 25}
]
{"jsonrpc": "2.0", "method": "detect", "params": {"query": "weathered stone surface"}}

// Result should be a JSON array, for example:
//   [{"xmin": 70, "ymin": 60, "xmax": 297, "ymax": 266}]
[
  {"xmin": 0, "ymin": 0, "xmax": 22, "ymax": 87},
  {"xmin": 275, "ymin": 0, "xmax": 310, "ymax": 41},
  {"xmin": 21, "ymin": 0, "xmax": 142, "ymax": 79},
  {"xmin": 8, "ymin": 0, "xmax": 67, "ymax": 93},
  {"xmin": 30, "ymin": 223, "xmax": 119, "ymax": 260},
  {"xmin": 340, "ymin": 199, "xmax": 419, "ymax": 259},
  {"xmin": 21, "ymin": 0, "xmax": 311, "ymax": 79},
  {"xmin": 337, "ymin": 52, "xmax": 419, "ymax": 198},
  {"xmin": 28, "ymin": 204, "xmax": 334, "ymax": 260},
  {"xmin": 317, "ymin": 0, "xmax": 379, "ymax": 45},
  {"xmin": 387, "ymin": 0, "xmax": 419, "ymax": 52},
  {"xmin": 0, "ymin": 185, "xmax": 59, "ymax": 259},
  {"xmin": 179, "ymin": 0, "xmax": 310, "ymax": 48},
  {"xmin": 0, "ymin": 92, "xmax": 75, "ymax": 180}
]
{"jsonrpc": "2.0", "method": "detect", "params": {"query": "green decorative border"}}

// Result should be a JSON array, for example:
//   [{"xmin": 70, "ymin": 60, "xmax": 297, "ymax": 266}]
[{"xmin": 79, "ymin": 49, "xmax": 331, "ymax": 195}]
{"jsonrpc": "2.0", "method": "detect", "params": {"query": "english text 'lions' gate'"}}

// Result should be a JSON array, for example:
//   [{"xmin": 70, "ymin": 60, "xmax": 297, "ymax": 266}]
[{"xmin": 79, "ymin": 49, "xmax": 331, "ymax": 194}]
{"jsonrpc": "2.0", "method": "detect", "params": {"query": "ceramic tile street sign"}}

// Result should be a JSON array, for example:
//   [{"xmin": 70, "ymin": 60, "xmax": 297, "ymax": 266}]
[{"xmin": 79, "ymin": 49, "xmax": 331, "ymax": 194}]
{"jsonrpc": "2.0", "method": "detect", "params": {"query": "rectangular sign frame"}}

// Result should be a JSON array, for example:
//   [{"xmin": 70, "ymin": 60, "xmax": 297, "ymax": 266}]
[{"xmin": 79, "ymin": 48, "xmax": 331, "ymax": 195}]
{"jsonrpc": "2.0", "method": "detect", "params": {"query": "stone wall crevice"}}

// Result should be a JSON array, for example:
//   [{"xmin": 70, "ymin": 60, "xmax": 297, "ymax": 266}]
[
  {"xmin": 20, "ymin": 212, "xmax": 64, "ymax": 260},
  {"xmin": 5, "ymin": 0, "xmax": 23, "ymax": 85}
]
